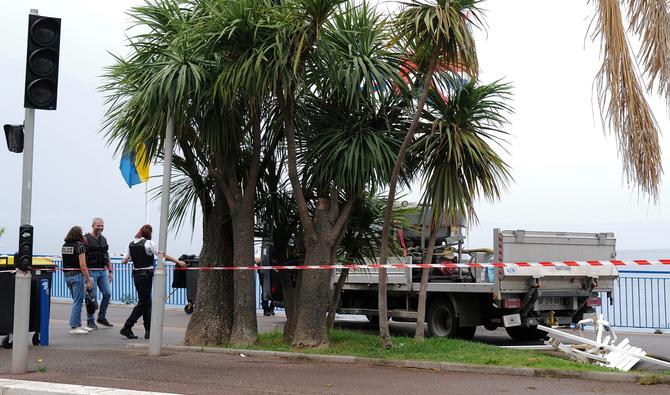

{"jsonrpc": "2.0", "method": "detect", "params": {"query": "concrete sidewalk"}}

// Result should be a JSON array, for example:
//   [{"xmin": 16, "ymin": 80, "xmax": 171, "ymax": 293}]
[{"xmin": 0, "ymin": 302, "xmax": 668, "ymax": 394}]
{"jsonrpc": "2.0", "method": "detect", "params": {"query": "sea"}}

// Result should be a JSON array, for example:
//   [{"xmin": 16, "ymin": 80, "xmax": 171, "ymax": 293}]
[{"xmin": 615, "ymin": 249, "xmax": 670, "ymax": 272}]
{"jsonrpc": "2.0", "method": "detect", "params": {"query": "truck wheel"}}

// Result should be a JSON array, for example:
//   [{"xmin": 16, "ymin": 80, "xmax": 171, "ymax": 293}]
[
  {"xmin": 184, "ymin": 303, "xmax": 194, "ymax": 314},
  {"xmin": 365, "ymin": 315, "xmax": 379, "ymax": 325},
  {"xmin": 426, "ymin": 299, "xmax": 458, "ymax": 338},
  {"xmin": 505, "ymin": 325, "xmax": 547, "ymax": 341},
  {"xmin": 2, "ymin": 336, "xmax": 12, "ymax": 349},
  {"xmin": 455, "ymin": 326, "xmax": 476, "ymax": 340}
]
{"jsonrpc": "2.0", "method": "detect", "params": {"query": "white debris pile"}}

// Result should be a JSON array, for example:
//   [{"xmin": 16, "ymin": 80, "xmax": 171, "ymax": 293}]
[{"xmin": 539, "ymin": 314, "xmax": 670, "ymax": 372}]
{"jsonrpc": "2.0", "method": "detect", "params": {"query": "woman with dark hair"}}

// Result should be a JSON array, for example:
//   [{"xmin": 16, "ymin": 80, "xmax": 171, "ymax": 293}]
[
  {"xmin": 120, "ymin": 224, "xmax": 185, "ymax": 339},
  {"xmin": 61, "ymin": 226, "xmax": 93, "ymax": 335}
]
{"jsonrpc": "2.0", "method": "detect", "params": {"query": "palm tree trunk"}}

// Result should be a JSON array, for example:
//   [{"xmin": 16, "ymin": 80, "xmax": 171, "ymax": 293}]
[
  {"xmin": 184, "ymin": 207, "xmax": 234, "ymax": 345},
  {"xmin": 291, "ymin": 242, "xmax": 333, "ymax": 347},
  {"xmin": 415, "ymin": 228, "xmax": 438, "ymax": 340},
  {"xmin": 327, "ymin": 268, "xmax": 348, "ymax": 332},
  {"xmin": 280, "ymin": 270, "xmax": 298, "ymax": 343},
  {"xmin": 377, "ymin": 53, "xmax": 439, "ymax": 348},
  {"xmin": 229, "ymin": 203, "xmax": 259, "ymax": 346}
]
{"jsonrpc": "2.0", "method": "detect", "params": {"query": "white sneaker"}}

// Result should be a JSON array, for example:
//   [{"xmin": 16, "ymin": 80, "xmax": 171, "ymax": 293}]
[
  {"xmin": 81, "ymin": 326, "xmax": 94, "ymax": 332},
  {"xmin": 69, "ymin": 327, "xmax": 89, "ymax": 335}
]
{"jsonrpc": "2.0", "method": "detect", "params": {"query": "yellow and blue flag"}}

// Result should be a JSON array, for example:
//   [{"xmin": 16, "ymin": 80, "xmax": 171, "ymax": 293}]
[{"xmin": 119, "ymin": 143, "xmax": 149, "ymax": 188}]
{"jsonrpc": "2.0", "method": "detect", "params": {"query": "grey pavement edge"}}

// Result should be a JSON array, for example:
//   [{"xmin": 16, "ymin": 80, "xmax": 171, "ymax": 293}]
[
  {"xmin": 126, "ymin": 343, "xmax": 670, "ymax": 385},
  {"xmin": 0, "ymin": 378, "xmax": 178, "ymax": 395}
]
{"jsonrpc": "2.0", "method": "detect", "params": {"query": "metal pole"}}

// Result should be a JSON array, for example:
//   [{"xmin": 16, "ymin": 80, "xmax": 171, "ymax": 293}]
[
  {"xmin": 39, "ymin": 278, "xmax": 49, "ymax": 346},
  {"xmin": 12, "ymin": 107, "xmax": 35, "ymax": 374},
  {"xmin": 149, "ymin": 111, "xmax": 174, "ymax": 356},
  {"xmin": 144, "ymin": 179, "xmax": 149, "ymax": 224}
]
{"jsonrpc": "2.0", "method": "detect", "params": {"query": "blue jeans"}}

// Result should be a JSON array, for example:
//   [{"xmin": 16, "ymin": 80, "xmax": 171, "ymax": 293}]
[
  {"xmin": 88, "ymin": 269, "xmax": 111, "ymax": 321},
  {"xmin": 65, "ymin": 273, "xmax": 85, "ymax": 328}
]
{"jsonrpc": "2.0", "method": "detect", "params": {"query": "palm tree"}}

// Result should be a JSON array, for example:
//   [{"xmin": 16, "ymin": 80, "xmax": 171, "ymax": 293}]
[
  {"xmin": 376, "ymin": 0, "xmax": 483, "ymax": 348},
  {"xmin": 412, "ymin": 80, "xmax": 513, "ymax": 339},
  {"xmin": 102, "ymin": 0, "xmax": 266, "ymax": 345},
  {"xmin": 590, "ymin": 0, "xmax": 667, "ymax": 200},
  {"xmin": 272, "ymin": 0, "xmax": 413, "ymax": 346}
]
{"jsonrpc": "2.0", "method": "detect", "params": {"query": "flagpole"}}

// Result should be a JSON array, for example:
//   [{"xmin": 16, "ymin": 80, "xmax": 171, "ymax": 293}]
[{"xmin": 144, "ymin": 178, "xmax": 149, "ymax": 224}]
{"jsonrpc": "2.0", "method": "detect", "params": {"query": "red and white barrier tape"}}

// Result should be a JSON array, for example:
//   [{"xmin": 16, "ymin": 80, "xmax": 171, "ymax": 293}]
[{"xmin": 1, "ymin": 259, "xmax": 669, "ymax": 273}]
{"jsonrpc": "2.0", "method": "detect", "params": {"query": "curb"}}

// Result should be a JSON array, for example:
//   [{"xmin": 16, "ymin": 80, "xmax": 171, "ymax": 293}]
[
  {"xmin": 126, "ymin": 344, "xmax": 670, "ymax": 385},
  {"xmin": 0, "ymin": 378, "xmax": 178, "ymax": 395}
]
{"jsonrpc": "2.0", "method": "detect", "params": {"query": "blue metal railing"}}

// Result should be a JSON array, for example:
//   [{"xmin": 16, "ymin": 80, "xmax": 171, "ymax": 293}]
[
  {"xmin": 48, "ymin": 258, "xmax": 670, "ymax": 329},
  {"xmin": 51, "ymin": 257, "xmax": 260, "ymax": 308},
  {"xmin": 597, "ymin": 270, "xmax": 670, "ymax": 329},
  {"xmin": 51, "ymin": 258, "xmax": 189, "ymax": 307}
]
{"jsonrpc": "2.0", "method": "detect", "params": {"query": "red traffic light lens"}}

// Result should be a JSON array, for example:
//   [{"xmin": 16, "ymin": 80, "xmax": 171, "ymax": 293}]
[{"xmin": 30, "ymin": 18, "xmax": 60, "ymax": 46}]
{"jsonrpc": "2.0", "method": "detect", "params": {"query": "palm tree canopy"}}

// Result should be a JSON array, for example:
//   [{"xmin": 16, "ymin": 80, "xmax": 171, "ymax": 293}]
[
  {"xmin": 394, "ymin": 0, "xmax": 483, "ymax": 79},
  {"xmin": 413, "ymin": 78, "xmax": 513, "ymax": 227}
]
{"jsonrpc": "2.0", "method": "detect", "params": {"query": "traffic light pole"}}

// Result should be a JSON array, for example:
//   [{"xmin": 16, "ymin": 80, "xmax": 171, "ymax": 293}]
[
  {"xmin": 149, "ymin": 111, "xmax": 174, "ymax": 356},
  {"xmin": 12, "ymin": 106, "xmax": 35, "ymax": 374}
]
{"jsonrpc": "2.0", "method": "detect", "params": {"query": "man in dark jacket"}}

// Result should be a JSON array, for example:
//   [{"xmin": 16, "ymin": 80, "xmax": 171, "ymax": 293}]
[{"xmin": 84, "ymin": 217, "xmax": 113, "ymax": 329}]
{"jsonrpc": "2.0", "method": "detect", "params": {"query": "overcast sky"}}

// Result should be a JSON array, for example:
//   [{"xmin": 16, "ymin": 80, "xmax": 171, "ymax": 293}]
[{"xmin": 0, "ymin": 1, "xmax": 668, "ymax": 258}]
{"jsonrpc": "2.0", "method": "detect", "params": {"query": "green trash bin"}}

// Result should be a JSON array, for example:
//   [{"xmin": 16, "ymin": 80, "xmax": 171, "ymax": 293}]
[{"xmin": 0, "ymin": 256, "xmax": 54, "ymax": 348}]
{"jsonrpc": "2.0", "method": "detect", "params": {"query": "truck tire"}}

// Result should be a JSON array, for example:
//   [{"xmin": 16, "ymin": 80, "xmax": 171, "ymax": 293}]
[
  {"xmin": 426, "ymin": 299, "xmax": 458, "ymax": 338},
  {"xmin": 505, "ymin": 325, "xmax": 547, "ymax": 341},
  {"xmin": 455, "ymin": 326, "xmax": 476, "ymax": 340},
  {"xmin": 365, "ymin": 315, "xmax": 379, "ymax": 325}
]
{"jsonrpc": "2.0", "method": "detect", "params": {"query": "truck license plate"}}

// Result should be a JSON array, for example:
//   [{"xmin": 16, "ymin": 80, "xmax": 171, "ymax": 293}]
[
  {"xmin": 503, "ymin": 313, "xmax": 521, "ymax": 327},
  {"xmin": 537, "ymin": 296, "xmax": 568, "ymax": 310}
]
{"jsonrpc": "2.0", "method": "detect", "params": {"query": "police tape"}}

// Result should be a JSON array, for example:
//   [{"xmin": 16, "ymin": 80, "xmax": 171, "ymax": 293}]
[{"xmin": 0, "ymin": 259, "xmax": 669, "ymax": 273}]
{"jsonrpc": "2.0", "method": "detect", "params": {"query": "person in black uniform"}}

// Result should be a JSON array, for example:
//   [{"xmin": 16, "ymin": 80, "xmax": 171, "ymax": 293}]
[
  {"xmin": 61, "ymin": 226, "xmax": 94, "ymax": 335},
  {"xmin": 120, "ymin": 224, "xmax": 185, "ymax": 339},
  {"xmin": 83, "ymin": 217, "xmax": 113, "ymax": 329}
]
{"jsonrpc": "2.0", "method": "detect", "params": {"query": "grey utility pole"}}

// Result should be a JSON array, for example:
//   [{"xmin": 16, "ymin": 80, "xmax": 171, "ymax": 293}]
[
  {"xmin": 149, "ymin": 111, "xmax": 174, "ymax": 355},
  {"xmin": 12, "ymin": 101, "xmax": 36, "ymax": 372}
]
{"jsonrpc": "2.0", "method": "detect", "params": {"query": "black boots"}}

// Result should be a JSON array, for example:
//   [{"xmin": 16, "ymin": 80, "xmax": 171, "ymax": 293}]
[
  {"xmin": 144, "ymin": 329, "xmax": 150, "ymax": 339},
  {"xmin": 120, "ymin": 326, "xmax": 138, "ymax": 339}
]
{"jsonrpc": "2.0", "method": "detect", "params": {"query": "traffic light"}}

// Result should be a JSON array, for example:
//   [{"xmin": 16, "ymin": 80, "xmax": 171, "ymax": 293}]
[
  {"xmin": 3, "ymin": 124, "xmax": 24, "ymax": 153},
  {"xmin": 24, "ymin": 14, "xmax": 61, "ymax": 110},
  {"xmin": 16, "ymin": 225, "xmax": 33, "ymax": 272}
]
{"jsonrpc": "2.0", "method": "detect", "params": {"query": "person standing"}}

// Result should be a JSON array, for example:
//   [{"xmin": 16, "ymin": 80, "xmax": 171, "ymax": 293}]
[
  {"xmin": 84, "ymin": 217, "xmax": 113, "ymax": 329},
  {"xmin": 61, "ymin": 226, "xmax": 94, "ymax": 335},
  {"xmin": 120, "ymin": 224, "xmax": 185, "ymax": 339}
]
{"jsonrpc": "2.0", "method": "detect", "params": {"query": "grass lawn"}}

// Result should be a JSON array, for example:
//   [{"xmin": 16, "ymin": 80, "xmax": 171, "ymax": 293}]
[{"xmin": 235, "ymin": 329, "xmax": 623, "ymax": 373}]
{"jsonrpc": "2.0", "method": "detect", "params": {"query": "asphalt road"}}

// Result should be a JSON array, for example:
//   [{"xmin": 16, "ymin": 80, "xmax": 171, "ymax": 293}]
[
  {"xmin": 11, "ymin": 301, "xmax": 670, "ymax": 360},
  {"xmin": 0, "ymin": 301, "xmax": 668, "ymax": 394},
  {"xmin": 1, "ymin": 346, "xmax": 667, "ymax": 395}
]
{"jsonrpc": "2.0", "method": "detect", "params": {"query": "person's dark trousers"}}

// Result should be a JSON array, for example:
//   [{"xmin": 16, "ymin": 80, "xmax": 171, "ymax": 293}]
[{"xmin": 124, "ymin": 270, "xmax": 153, "ymax": 331}]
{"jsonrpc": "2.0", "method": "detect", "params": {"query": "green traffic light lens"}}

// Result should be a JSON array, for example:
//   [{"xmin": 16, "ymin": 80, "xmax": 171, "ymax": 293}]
[{"xmin": 27, "ymin": 79, "xmax": 56, "ymax": 107}]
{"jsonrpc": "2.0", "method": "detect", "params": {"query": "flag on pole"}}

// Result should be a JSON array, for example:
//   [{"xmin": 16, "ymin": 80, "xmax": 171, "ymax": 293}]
[{"xmin": 119, "ymin": 143, "xmax": 150, "ymax": 188}]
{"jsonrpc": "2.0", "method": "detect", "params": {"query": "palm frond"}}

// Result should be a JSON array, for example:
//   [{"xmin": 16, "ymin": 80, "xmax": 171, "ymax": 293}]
[
  {"xmin": 626, "ymin": 0, "xmax": 670, "ymax": 107},
  {"xmin": 591, "ymin": 0, "xmax": 663, "ymax": 200},
  {"xmin": 413, "ymin": 79, "xmax": 513, "ymax": 227}
]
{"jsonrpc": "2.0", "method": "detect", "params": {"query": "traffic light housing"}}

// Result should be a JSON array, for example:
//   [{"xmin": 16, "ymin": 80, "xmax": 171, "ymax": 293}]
[
  {"xmin": 24, "ymin": 14, "xmax": 61, "ymax": 110},
  {"xmin": 3, "ymin": 124, "xmax": 24, "ymax": 153},
  {"xmin": 16, "ymin": 225, "xmax": 33, "ymax": 272}
]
